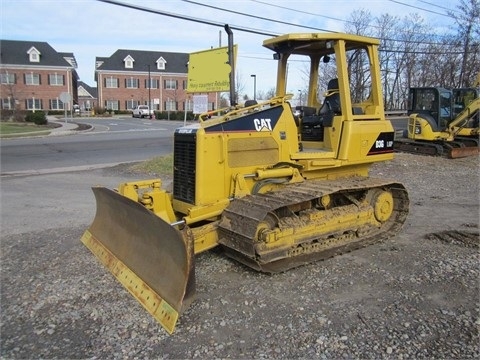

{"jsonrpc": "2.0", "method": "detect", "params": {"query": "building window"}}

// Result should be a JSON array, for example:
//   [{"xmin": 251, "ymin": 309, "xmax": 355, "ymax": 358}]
[
  {"xmin": 50, "ymin": 99, "xmax": 64, "ymax": 110},
  {"xmin": 26, "ymin": 98, "xmax": 42, "ymax": 110},
  {"xmin": 105, "ymin": 100, "xmax": 119, "ymax": 111},
  {"xmin": 2, "ymin": 98, "xmax": 15, "ymax": 109},
  {"xmin": 126, "ymin": 78, "xmax": 138, "ymax": 88},
  {"xmin": 49, "ymin": 74, "xmax": 64, "ymax": 86},
  {"xmin": 165, "ymin": 79, "xmax": 177, "ymax": 90},
  {"xmin": 184, "ymin": 100, "xmax": 193, "ymax": 111},
  {"xmin": 165, "ymin": 99, "xmax": 176, "ymax": 111},
  {"xmin": 146, "ymin": 78, "xmax": 158, "ymax": 89},
  {"xmin": 124, "ymin": 55, "xmax": 134, "ymax": 69},
  {"xmin": 27, "ymin": 47, "xmax": 41, "ymax": 63},
  {"xmin": 0, "ymin": 73, "xmax": 15, "ymax": 84},
  {"xmin": 126, "ymin": 99, "xmax": 138, "ymax": 110},
  {"xmin": 105, "ymin": 77, "xmax": 118, "ymax": 88},
  {"xmin": 157, "ymin": 57, "xmax": 166, "ymax": 70},
  {"xmin": 25, "ymin": 73, "xmax": 40, "ymax": 85}
]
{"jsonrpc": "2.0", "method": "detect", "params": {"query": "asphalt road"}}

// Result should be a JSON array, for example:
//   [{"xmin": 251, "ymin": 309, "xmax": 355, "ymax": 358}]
[
  {"xmin": 389, "ymin": 116, "xmax": 408, "ymax": 132},
  {"xmin": 0, "ymin": 118, "xmax": 184, "ymax": 175}
]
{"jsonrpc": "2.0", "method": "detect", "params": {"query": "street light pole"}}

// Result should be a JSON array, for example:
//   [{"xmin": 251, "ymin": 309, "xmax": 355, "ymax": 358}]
[
  {"xmin": 250, "ymin": 74, "xmax": 256, "ymax": 101},
  {"xmin": 148, "ymin": 64, "xmax": 152, "ymax": 119}
]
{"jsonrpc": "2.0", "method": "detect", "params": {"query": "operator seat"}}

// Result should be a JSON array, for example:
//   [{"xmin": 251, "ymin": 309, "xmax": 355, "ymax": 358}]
[
  {"xmin": 300, "ymin": 79, "xmax": 340, "ymax": 141},
  {"xmin": 318, "ymin": 78, "xmax": 340, "ymax": 127}
]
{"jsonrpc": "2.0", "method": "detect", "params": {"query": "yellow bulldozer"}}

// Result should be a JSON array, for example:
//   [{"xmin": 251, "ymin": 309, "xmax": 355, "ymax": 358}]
[
  {"xmin": 81, "ymin": 30, "xmax": 410, "ymax": 334},
  {"xmin": 394, "ymin": 86, "xmax": 479, "ymax": 158}
]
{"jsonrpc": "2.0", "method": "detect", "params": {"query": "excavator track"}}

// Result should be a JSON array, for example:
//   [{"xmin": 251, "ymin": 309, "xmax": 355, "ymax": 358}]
[
  {"xmin": 394, "ymin": 139, "xmax": 479, "ymax": 158},
  {"xmin": 218, "ymin": 177, "xmax": 409, "ymax": 273},
  {"xmin": 394, "ymin": 139, "xmax": 445, "ymax": 156}
]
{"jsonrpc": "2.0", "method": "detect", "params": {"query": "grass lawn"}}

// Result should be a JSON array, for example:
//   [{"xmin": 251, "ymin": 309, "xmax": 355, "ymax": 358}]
[
  {"xmin": 129, "ymin": 154, "xmax": 173, "ymax": 176},
  {"xmin": 0, "ymin": 122, "xmax": 51, "ymax": 137}
]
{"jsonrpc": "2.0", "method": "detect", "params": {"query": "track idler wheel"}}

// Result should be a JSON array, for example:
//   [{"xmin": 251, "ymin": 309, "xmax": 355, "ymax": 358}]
[
  {"xmin": 366, "ymin": 189, "xmax": 394, "ymax": 223},
  {"xmin": 255, "ymin": 213, "xmax": 279, "ymax": 243}
]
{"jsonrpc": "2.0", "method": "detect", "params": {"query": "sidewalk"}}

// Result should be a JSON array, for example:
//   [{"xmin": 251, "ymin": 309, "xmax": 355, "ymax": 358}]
[
  {"xmin": 48, "ymin": 117, "xmax": 80, "ymax": 136},
  {"xmin": 1, "ymin": 117, "xmax": 90, "ymax": 139}
]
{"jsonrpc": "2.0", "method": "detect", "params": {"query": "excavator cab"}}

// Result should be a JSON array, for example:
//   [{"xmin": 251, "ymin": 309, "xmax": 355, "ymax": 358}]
[{"xmin": 407, "ymin": 87, "xmax": 453, "ymax": 133}]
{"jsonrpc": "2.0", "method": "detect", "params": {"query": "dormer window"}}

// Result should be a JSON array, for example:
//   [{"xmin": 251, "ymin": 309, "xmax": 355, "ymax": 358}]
[
  {"xmin": 157, "ymin": 57, "xmax": 166, "ymax": 70},
  {"xmin": 124, "ymin": 55, "xmax": 135, "ymax": 69},
  {"xmin": 27, "ymin": 46, "xmax": 41, "ymax": 63}
]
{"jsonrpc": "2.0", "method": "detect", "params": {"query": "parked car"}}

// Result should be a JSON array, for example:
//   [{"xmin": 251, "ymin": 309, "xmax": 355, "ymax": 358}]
[{"xmin": 132, "ymin": 105, "xmax": 153, "ymax": 118}]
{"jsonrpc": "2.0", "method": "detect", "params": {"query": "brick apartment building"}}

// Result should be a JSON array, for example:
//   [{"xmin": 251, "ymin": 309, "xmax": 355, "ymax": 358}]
[
  {"xmin": 0, "ymin": 39, "xmax": 78, "ymax": 113},
  {"xmin": 95, "ymin": 49, "xmax": 217, "ymax": 112},
  {"xmin": 78, "ymin": 81, "xmax": 97, "ymax": 112}
]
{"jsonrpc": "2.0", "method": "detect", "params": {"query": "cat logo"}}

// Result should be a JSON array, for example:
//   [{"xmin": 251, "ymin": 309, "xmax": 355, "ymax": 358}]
[{"xmin": 253, "ymin": 118, "xmax": 273, "ymax": 131}]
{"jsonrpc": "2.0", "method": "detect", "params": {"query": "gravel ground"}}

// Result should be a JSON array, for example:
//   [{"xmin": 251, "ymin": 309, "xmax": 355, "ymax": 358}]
[{"xmin": 1, "ymin": 152, "xmax": 479, "ymax": 359}]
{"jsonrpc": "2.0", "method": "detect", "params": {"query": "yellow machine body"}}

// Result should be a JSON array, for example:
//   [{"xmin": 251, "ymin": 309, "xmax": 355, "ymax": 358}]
[
  {"xmin": 82, "ymin": 32, "xmax": 409, "ymax": 334},
  {"xmin": 396, "ymin": 86, "xmax": 479, "ymax": 158}
]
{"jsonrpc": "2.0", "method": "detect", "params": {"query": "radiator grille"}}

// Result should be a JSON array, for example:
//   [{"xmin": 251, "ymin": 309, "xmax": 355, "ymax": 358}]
[{"xmin": 173, "ymin": 132, "xmax": 196, "ymax": 204}]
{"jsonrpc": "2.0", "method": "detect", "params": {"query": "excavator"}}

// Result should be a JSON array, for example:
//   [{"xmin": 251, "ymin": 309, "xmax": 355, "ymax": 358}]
[
  {"xmin": 81, "ymin": 29, "xmax": 410, "ymax": 334},
  {"xmin": 393, "ymin": 85, "xmax": 479, "ymax": 158}
]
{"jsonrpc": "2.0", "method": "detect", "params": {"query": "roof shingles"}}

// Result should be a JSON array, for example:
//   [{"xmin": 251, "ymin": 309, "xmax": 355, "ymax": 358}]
[
  {"xmin": 96, "ymin": 49, "xmax": 188, "ymax": 74},
  {"xmin": 0, "ymin": 39, "xmax": 75, "ymax": 67}
]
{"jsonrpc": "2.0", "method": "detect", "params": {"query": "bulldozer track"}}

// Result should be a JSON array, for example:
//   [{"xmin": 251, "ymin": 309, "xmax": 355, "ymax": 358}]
[{"xmin": 218, "ymin": 177, "xmax": 409, "ymax": 273}]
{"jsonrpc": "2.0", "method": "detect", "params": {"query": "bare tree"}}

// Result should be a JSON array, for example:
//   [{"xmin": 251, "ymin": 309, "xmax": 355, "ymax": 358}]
[
  {"xmin": 375, "ymin": 13, "xmax": 402, "ymax": 109},
  {"xmin": 234, "ymin": 71, "xmax": 246, "ymax": 105},
  {"xmin": 449, "ymin": 0, "xmax": 480, "ymax": 87},
  {"xmin": 0, "ymin": 71, "xmax": 24, "ymax": 121},
  {"xmin": 345, "ymin": 10, "xmax": 375, "ymax": 103}
]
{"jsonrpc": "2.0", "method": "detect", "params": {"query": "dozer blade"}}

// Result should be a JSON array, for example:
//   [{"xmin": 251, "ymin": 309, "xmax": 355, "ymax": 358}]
[
  {"xmin": 449, "ymin": 146, "xmax": 479, "ymax": 159},
  {"xmin": 81, "ymin": 187, "xmax": 195, "ymax": 334}
]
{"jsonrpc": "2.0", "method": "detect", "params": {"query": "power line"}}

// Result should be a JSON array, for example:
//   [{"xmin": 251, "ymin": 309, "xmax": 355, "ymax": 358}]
[
  {"xmin": 181, "ymin": 0, "xmax": 336, "ymax": 33},
  {"xmin": 96, "ymin": 0, "xmax": 278, "ymax": 37},
  {"xmin": 386, "ymin": 0, "xmax": 452, "ymax": 17},
  {"xmin": 417, "ymin": 0, "xmax": 460, "ymax": 14},
  {"xmin": 184, "ymin": 0, "xmax": 459, "ymax": 46},
  {"xmin": 251, "ymin": 0, "xmax": 456, "ymax": 40},
  {"xmin": 250, "ymin": 0, "xmax": 353, "ymax": 26},
  {"xmin": 98, "ymin": 0, "xmax": 466, "ymax": 50},
  {"xmin": 380, "ymin": 48, "xmax": 468, "ymax": 55}
]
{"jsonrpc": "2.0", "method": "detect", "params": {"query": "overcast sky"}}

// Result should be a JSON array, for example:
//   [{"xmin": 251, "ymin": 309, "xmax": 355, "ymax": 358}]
[{"xmin": 1, "ymin": 0, "xmax": 461, "ymax": 98}]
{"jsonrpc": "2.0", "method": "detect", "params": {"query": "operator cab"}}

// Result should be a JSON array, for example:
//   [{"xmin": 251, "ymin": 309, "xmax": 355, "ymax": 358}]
[
  {"xmin": 263, "ymin": 33, "xmax": 389, "ymax": 158},
  {"xmin": 408, "ymin": 87, "xmax": 452, "ymax": 130}
]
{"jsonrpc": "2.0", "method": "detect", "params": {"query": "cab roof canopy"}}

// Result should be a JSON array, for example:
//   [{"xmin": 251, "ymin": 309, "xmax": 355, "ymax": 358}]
[{"xmin": 262, "ymin": 32, "xmax": 380, "ymax": 56}]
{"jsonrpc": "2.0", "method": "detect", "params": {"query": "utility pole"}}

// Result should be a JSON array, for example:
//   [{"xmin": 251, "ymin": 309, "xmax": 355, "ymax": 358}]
[
  {"xmin": 148, "ymin": 64, "xmax": 152, "ymax": 119},
  {"xmin": 251, "ymin": 74, "xmax": 256, "ymax": 100}
]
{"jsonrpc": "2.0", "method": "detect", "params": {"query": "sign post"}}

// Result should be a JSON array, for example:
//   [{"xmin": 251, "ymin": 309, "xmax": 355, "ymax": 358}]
[{"xmin": 59, "ymin": 92, "xmax": 72, "ymax": 123}]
